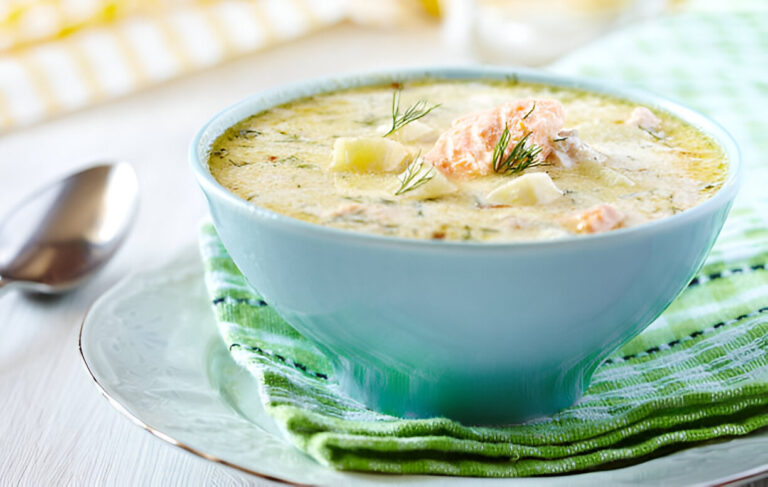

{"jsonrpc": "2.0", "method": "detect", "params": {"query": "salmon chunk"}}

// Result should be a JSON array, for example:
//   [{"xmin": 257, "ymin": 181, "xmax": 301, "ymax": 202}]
[
  {"xmin": 425, "ymin": 99, "xmax": 565, "ymax": 178},
  {"xmin": 626, "ymin": 107, "xmax": 662, "ymax": 132},
  {"xmin": 575, "ymin": 204, "xmax": 625, "ymax": 234}
]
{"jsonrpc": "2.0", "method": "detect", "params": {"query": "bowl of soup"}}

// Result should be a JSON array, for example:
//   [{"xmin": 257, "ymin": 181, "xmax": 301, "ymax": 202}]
[{"xmin": 190, "ymin": 66, "xmax": 739, "ymax": 424}]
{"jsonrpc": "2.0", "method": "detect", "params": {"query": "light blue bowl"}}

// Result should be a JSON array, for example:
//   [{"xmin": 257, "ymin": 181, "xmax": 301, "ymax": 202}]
[{"xmin": 190, "ymin": 67, "xmax": 740, "ymax": 425}]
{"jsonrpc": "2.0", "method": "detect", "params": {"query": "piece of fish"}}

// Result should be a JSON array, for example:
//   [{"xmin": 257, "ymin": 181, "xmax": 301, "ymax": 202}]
[
  {"xmin": 551, "ymin": 128, "xmax": 605, "ymax": 169},
  {"xmin": 425, "ymin": 99, "xmax": 565, "ymax": 178},
  {"xmin": 574, "ymin": 204, "xmax": 625, "ymax": 234},
  {"xmin": 626, "ymin": 107, "xmax": 662, "ymax": 132}
]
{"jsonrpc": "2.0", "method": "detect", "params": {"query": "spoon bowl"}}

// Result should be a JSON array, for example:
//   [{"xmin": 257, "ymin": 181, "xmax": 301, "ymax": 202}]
[{"xmin": 0, "ymin": 162, "xmax": 138, "ymax": 294}]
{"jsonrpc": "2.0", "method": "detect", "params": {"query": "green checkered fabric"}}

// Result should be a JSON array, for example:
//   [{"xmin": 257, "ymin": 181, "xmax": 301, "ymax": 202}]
[
  {"xmin": 199, "ymin": 11, "xmax": 768, "ymax": 477},
  {"xmin": 552, "ymin": 11, "xmax": 768, "ymax": 357}
]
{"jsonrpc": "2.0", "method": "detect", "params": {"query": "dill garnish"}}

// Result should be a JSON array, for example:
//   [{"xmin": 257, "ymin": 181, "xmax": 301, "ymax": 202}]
[
  {"xmin": 237, "ymin": 129, "xmax": 262, "ymax": 138},
  {"xmin": 552, "ymin": 136, "xmax": 568, "ymax": 142},
  {"xmin": 384, "ymin": 89, "xmax": 441, "ymax": 137},
  {"xmin": 276, "ymin": 155, "xmax": 300, "ymax": 164},
  {"xmin": 356, "ymin": 115, "xmax": 380, "ymax": 127},
  {"xmin": 227, "ymin": 158, "xmax": 249, "ymax": 167},
  {"xmin": 639, "ymin": 126, "xmax": 663, "ymax": 140},
  {"xmin": 523, "ymin": 102, "xmax": 536, "ymax": 120},
  {"xmin": 395, "ymin": 153, "xmax": 435, "ymax": 196},
  {"xmin": 492, "ymin": 126, "xmax": 544, "ymax": 175}
]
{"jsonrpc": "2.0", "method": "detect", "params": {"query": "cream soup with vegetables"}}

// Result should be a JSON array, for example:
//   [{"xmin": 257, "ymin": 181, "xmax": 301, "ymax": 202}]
[{"xmin": 208, "ymin": 80, "xmax": 727, "ymax": 242}]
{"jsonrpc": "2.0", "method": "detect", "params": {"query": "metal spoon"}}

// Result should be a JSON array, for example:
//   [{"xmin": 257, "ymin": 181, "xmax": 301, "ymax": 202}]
[{"xmin": 0, "ymin": 162, "xmax": 138, "ymax": 294}]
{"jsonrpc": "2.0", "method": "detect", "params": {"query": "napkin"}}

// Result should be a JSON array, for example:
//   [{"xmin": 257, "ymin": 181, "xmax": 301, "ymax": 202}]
[
  {"xmin": 0, "ymin": 0, "xmax": 345, "ymax": 131},
  {"xmin": 0, "ymin": 0, "xmax": 448, "ymax": 132},
  {"xmin": 198, "ymin": 10, "xmax": 768, "ymax": 477}
]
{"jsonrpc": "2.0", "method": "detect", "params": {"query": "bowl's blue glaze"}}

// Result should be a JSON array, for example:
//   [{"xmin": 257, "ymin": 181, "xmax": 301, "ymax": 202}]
[{"xmin": 190, "ymin": 67, "xmax": 740, "ymax": 425}]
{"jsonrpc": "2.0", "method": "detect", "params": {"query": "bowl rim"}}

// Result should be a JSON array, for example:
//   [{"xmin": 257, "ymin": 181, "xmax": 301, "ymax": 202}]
[{"xmin": 190, "ymin": 65, "xmax": 742, "ymax": 251}]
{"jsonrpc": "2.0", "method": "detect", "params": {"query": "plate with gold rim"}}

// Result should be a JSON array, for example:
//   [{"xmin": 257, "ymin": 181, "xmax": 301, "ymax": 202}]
[{"xmin": 79, "ymin": 246, "xmax": 768, "ymax": 486}]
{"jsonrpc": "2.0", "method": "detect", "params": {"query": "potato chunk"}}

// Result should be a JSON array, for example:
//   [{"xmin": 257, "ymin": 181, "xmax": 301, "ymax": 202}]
[
  {"xmin": 486, "ymin": 172, "xmax": 563, "ymax": 206},
  {"xmin": 330, "ymin": 137, "xmax": 409, "ymax": 173}
]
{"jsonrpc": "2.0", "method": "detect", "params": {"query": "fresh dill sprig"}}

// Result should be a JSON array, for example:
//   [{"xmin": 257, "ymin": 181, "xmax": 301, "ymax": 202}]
[
  {"xmin": 395, "ymin": 153, "xmax": 435, "ymax": 196},
  {"xmin": 523, "ymin": 102, "xmax": 536, "ymax": 120},
  {"xmin": 492, "ymin": 126, "xmax": 544, "ymax": 175},
  {"xmin": 384, "ymin": 89, "xmax": 441, "ymax": 137}
]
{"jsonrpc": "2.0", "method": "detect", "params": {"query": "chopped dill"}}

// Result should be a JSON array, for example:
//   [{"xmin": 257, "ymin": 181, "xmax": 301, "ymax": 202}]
[
  {"xmin": 384, "ymin": 89, "xmax": 441, "ymax": 137},
  {"xmin": 640, "ymin": 126, "xmax": 663, "ymax": 140},
  {"xmin": 228, "ymin": 158, "xmax": 249, "ymax": 167},
  {"xmin": 277, "ymin": 155, "xmax": 300, "ymax": 164},
  {"xmin": 356, "ymin": 115, "xmax": 380, "ymax": 127},
  {"xmin": 237, "ymin": 129, "xmax": 262, "ymax": 138},
  {"xmin": 277, "ymin": 130, "xmax": 303, "ymax": 142}
]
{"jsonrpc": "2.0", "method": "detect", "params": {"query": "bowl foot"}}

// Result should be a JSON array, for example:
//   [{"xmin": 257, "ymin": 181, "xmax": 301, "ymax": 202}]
[{"xmin": 331, "ymin": 359, "xmax": 596, "ymax": 425}]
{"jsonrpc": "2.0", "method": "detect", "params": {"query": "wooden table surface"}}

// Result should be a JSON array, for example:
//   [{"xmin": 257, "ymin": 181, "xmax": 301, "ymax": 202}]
[{"xmin": 1, "ymin": 22, "xmax": 766, "ymax": 487}]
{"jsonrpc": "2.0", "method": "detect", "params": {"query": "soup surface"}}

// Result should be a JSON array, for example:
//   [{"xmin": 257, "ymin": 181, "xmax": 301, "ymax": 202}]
[{"xmin": 208, "ymin": 79, "xmax": 727, "ymax": 242}]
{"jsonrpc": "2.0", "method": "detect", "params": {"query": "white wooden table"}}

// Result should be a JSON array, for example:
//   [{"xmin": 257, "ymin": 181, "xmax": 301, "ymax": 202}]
[{"xmin": 1, "ymin": 23, "xmax": 765, "ymax": 487}]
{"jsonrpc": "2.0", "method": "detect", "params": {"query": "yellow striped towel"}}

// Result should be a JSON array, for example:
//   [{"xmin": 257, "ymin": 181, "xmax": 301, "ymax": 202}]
[{"xmin": 0, "ymin": 0, "xmax": 346, "ymax": 132}]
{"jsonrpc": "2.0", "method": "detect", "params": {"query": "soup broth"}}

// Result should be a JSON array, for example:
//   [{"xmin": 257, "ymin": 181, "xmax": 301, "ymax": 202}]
[{"xmin": 208, "ymin": 80, "xmax": 727, "ymax": 242}]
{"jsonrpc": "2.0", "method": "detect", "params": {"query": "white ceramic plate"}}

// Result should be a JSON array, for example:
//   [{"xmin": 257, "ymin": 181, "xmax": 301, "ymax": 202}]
[{"xmin": 79, "ymin": 246, "xmax": 768, "ymax": 486}]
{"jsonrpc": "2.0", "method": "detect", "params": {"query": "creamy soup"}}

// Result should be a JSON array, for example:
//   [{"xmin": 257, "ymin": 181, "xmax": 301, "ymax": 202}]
[{"xmin": 208, "ymin": 79, "xmax": 727, "ymax": 242}]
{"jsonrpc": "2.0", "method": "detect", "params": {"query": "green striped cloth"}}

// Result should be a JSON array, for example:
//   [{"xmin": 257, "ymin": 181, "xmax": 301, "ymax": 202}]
[{"xmin": 199, "ymin": 11, "xmax": 768, "ymax": 477}]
